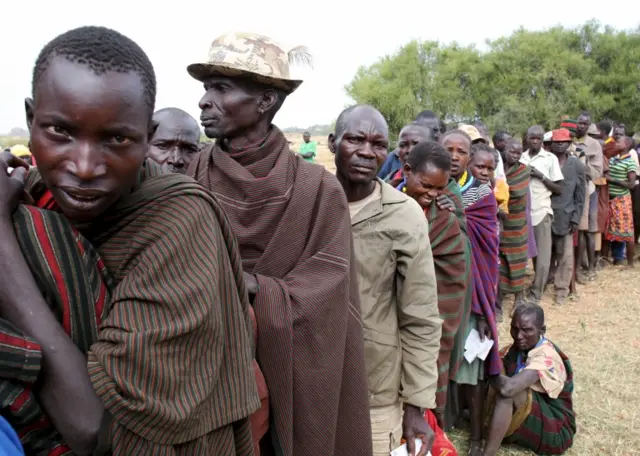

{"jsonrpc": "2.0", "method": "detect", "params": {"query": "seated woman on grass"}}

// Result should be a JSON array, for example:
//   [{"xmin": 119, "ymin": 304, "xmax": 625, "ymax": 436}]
[{"xmin": 483, "ymin": 303, "xmax": 576, "ymax": 456}]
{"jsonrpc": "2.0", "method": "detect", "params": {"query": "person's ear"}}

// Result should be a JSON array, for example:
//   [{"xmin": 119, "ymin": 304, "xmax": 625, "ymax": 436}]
[
  {"xmin": 148, "ymin": 120, "xmax": 159, "ymax": 142},
  {"xmin": 403, "ymin": 162, "xmax": 411, "ymax": 174},
  {"xmin": 258, "ymin": 89, "xmax": 278, "ymax": 115},
  {"xmin": 328, "ymin": 133, "xmax": 336, "ymax": 154},
  {"xmin": 25, "ymin": 98, "xmax": 35, "ymax": 133},
  {"xmin": 540, "ymin": 324, "xmax": 547, "ymax": 335}
]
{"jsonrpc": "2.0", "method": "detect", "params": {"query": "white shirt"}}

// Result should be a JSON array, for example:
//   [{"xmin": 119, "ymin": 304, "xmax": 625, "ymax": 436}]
[{"xmin": 520, "ymin": 149, "xmax": 564, "ymax": 226}]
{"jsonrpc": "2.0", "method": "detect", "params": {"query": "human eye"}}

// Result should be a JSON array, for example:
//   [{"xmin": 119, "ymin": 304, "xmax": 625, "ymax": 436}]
[
  {"xmin": 45, "ymin": 125, "xmax": 69, "ymax": 137},
  {"xmin": 109, "ymin": 135, "xmax": 132, "ymax": 146}
]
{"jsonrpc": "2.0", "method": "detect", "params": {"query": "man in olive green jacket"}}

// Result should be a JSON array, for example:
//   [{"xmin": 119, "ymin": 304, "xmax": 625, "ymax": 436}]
[{"xmin": 331, "ymin": 105, "xmax": 441, "ymax": 456}]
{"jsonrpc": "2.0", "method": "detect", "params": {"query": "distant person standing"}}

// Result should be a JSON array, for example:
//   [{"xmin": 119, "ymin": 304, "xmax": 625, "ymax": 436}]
[{"xmin": 299, "ymin": 131, "xmax": 317, "ymax": 162}]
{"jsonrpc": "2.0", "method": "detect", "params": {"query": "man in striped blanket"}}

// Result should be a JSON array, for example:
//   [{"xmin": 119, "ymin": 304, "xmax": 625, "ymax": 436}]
[{"xmin": 0, "ymin": 26, "xmax": 259, "ymax": 455}]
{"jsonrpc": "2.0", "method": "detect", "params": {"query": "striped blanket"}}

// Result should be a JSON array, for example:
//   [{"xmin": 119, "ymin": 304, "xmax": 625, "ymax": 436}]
[
  {"xmin": 500, "ymin": 163, "xmax": 530, "ymax": 294},
  {"xmin": 424, "ymin": 199, "xmax": 470, "ymax": 418},
  {"xmin": 0, "ymin": 205, "xmax": 111, "ymax": 456},
  {"xmin": 25, "ymin": 161, "xmax": 260, "ymax": 455},
  {"xmin": 502, "ymin": 343, "xmax": 576, "ymax": 454},
  {"xmin": 466, "ymin": 192, "xmax": 502, "ymax": 376}
]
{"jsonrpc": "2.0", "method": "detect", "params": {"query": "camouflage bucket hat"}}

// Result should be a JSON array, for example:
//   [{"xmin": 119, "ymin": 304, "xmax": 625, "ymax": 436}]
[{"xmin": 187, "ymin": 32, "xmax": 311, "ymax": 94}]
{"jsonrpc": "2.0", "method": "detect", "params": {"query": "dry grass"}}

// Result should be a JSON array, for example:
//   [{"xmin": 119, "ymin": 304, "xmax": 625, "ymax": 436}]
[
  {"xmin": 448, "ymin": 264, "xmax": 640, "ymax": 456},
  {"xmin": 285, "ymin": 133, "xmax": 335, "ymax": 172},
  {"xmin": 289, "ymin": 136, "xmax": 640, "ymax": 455}
]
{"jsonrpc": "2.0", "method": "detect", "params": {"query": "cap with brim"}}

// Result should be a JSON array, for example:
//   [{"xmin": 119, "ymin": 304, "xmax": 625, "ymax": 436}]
[
  {"xmin": 543, "ymin": 131, "xmax": 553, "ymax": 142},
  {"xmin": 187, "ymin": 32, "xmax": 310, "ymax": 94},
  {"xmin": 587, "ymin": 123, "xmax": 599, "ymax": 135},
  {"xmin": 457, "ymin": 124, "xmax": 483, "ymax": 142},
  {"xmin": 552, "ymin": 128, "xmax": 572, "ymax": 142}
]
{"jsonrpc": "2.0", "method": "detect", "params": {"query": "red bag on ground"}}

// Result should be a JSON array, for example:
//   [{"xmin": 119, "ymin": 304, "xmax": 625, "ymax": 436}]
[{"xmin": 424, "ymin": 410, "xmax": 458, "ymax": 456}]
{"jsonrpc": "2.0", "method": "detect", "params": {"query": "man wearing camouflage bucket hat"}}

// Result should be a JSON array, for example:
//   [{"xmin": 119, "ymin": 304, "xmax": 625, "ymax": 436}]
[{"xmin": 186, "ymin": 33, "xmax": 372, "ymax": 456}]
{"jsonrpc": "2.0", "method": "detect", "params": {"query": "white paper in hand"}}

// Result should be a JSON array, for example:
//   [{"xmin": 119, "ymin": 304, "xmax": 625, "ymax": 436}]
[
  {"xmin": 463, "ymin": 328, "xmax": 494, "ymax": 363},
  {"xmin": 390, "ymin": 438, "xmax": 432, "ymax": 456}
]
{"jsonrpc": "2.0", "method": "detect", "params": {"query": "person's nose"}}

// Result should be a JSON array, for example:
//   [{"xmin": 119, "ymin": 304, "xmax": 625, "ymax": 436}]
[{"xmin": 68, "ymin": 142, "xmax": 106, "ymax": 181}]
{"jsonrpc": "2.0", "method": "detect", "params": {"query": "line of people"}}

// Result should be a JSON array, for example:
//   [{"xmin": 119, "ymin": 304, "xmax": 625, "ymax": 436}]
[{"xmin": 2, "ymin": 25, "xmax": 634, "ymax": 456}]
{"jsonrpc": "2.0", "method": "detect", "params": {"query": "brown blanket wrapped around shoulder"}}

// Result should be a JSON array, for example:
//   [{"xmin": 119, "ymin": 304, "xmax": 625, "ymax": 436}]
[
  {"xmin": 27, "ymin": 162, "xmax": 260, "ymax": 454},
  {"xmin": 188, "ymin": 127, "xmax": 372, "ymax": 456}
]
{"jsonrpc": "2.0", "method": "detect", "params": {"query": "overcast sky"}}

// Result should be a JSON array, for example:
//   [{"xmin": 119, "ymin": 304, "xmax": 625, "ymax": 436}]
[{"xmin": 0, "ymin": 1, "xmax": 637, "ymax": 133}]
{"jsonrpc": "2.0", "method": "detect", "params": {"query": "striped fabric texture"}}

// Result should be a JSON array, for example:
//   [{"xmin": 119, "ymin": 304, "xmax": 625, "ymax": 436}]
[
  {"xmin": 188, "ymin": 127, "xmax": 373, "ymax": 456},
  {"xmin": 500, "ymin": 163, "xmax": 531, "ymax": 294},
  {"xmin": 0, "ymin": 204, "xmax": 111, "ymax": 456},
  {"xmin": 25, "ymin": 160, "xmax": 260, "ymax": 455},
  {"xmin": 424, "ymin": 195, "xmax": 470, "ymax": 419}
]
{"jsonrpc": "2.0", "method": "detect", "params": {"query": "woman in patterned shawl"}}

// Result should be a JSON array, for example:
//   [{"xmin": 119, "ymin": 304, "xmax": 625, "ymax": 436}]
[
  {"xmin": 499, "ymin": 139, "xmax": 530, "ymax": 305},
  {"xmin": 397, "ymin": 140, "xmax": 470, "ymax": 427},
  {"xmin": 442, "ymin": 131, "xmax": 500, "ymax": 455},
  {"xmin": 484, "ymin": 303, "xmax": 575, "ymax": 456}
]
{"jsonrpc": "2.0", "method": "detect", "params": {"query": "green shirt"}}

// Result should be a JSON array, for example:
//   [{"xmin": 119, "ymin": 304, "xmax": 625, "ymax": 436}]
[
  {"xmin": 299, "ymin": 141, "xmax": 317, "ymax": 162},
  {"xmin": 608, "ymin": 154, "xmax": 637, "ymax": 197}
]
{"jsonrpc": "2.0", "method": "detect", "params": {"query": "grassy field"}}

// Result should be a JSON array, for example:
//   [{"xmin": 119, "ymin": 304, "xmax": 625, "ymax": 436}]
[{"xmin": 288, "ymin": 136, "xmax": 640, "ymax": 455}]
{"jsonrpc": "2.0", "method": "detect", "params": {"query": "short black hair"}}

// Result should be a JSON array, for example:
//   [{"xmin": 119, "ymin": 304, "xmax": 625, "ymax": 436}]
[
  {"xmin": 334, "ymin": 104, "xmax": 388, "ymax": 140},
  {"xmin": 415, "ymin": 110, "xmax": 439, "ymax": 122},
  {"xmin": 470, "ymin": 142, "xmax": 498, "ymax": 163},
  {"xmin": 597, "ymin": 120, "xmax": 613, "ymax": 136},
  {"xmin": 401, "ymin": 123, "xmax": 434, "ymax": 141},
  {"xmin": 577, "ymin": 111, "xmax": 591, "ymax": 121},
  {"xmin": 32, "ymin": 26, "xmax": 156, "ymax": 116},
  {"xmin": 513, "ymin": 302, "xmax": 545, "ymax": 328},
  {"xmin": 527, "ymin": 125, "xmax": 544, "ymax": 136},
  {"xmin": 492, "ymin": 130, "xmax": 511, "ymax": 144},
  {"xmin": 505, "ymin": 138, "xmax": 522, "ymax": 149},
  {"xmin": 441, "ymin": 129, "xmax": 472, "ymax": 146},
  {"xmin": 405, "ymin": 140, "xmax": 451, "ymax": 173}
]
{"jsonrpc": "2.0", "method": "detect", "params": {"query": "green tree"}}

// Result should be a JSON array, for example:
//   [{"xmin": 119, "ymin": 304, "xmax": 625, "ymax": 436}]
[{"xmin": 346, "ymin": 21, "xmax": 640, "ymax": 137}]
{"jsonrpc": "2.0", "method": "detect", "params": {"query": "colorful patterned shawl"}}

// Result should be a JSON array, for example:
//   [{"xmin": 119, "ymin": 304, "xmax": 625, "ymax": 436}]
[
  {"xmin": 500, "ymin": 163, "xmax": 530, "ymax": 294},
  {"xmin": 424, "ymin": 200, "xmax": 470, "ymax": 417},
  {"xmin": 0, "ymin": 205, "xmax": 111, "ymax": 456},
  {"xmin": 188, "ymin": 126, "xmax": 372, "ymax": 456},
  {"xmin": 25, "ymin": 162, "xmax": 259, "ymax": 455},
  {"xmin": 465, "ymin": 192, "xmax": 502, "ymax": 376},
  {"xmin": 502, "ymin": 342, "xmax": 576, "ymax": 454}
]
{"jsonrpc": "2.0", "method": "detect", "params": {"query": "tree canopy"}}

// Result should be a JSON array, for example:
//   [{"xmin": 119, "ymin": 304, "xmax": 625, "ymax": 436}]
[{"xmin": 345, "ymin": 21, "xmax": 640, "ymax": 137}]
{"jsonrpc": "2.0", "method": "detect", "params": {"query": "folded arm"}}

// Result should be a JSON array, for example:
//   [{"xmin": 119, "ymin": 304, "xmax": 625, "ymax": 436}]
[{"xmin": 0, "ymin": 217, "xmax": 103, "ymax": 455}]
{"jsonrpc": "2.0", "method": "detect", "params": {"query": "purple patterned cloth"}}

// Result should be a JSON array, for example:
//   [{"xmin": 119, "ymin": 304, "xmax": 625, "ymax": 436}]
[{"xmin": 466, "ymin": 192, "xmax": 502, "ymax": 376}]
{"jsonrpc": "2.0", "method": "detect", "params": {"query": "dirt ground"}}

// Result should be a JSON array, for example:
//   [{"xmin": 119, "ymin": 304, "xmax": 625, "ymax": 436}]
[{"xmin": 286, "ymin": 136, "xmax": 640, "ymax": 455}]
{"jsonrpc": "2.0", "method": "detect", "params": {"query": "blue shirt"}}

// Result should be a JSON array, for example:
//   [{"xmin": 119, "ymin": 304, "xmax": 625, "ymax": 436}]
[
  {"xmin": 377, "ymin": 149, "xmax": 401, "ymax": 179},
  {"xmin": 0, "ymin": 416, "xmax": 24, "ymax": 456}
]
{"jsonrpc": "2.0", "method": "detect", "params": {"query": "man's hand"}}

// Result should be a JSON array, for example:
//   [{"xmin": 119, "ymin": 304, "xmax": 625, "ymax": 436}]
[
  {"xmin": 570, "ymin": 222, "xmax": 579, "ymax": 233},
  {"xmin": 435, "ymin": 194, "xmax": 455, "ymax": 212},
  {"xmin": 0, "ymin": 150, "xmax": 29, "ymax": 218},
  {"xmin": 477, "ymin": 317, "xmax": 492, "ymax": 341},
  {"xmin": 243, "ymin": 272, "xmax": 259, "ymax": 296},
  {"xmin": 402, "ymin": 404, "xmax": 434, "ymax": 456},
  {"xmin": 530, "ymin": 167, "xmax": 544, "ymax": 180}
]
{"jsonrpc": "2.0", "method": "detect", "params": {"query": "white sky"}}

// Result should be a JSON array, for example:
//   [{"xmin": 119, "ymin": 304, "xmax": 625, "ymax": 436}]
[{"xmin": 0, "ymin": 1, "xmax": 636, "ymax": 133}]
